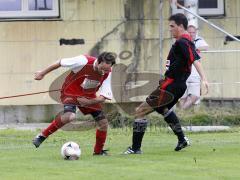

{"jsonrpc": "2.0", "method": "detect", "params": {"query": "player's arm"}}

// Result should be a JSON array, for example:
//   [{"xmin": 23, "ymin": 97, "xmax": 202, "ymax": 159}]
[
  {"xmin": 193, "ymin": 60, "xmax": 209, "ymax": 94},
  {"xmin": 77, "ymin": 96, "xmax": 107, "ymax": 107},
  {"xmin": 35, "ymin": 55, "xmax": 88, "ymax": 81},
  {"xmin": 35, "ymin": 61, "xmax": 61, "ymax": 80},
  {"xmin": 78, "ymin": 72, "xmax": 113, "ymax": 106}
]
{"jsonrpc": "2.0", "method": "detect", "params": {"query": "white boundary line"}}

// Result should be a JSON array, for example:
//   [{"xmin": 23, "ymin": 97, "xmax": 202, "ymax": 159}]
[{"xmin": 202, "ymin": 50, "xmax": 240, "ymax": 53}]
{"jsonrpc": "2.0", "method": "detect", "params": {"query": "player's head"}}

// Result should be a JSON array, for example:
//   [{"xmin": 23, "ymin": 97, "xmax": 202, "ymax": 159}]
[
  {"xmin": 97, "ymin": 52, "xmax": 116, "ymax": 74},
  {"xmin": 168, "ymin": 13, "xmax": 188, "ymax": 39},
  {"xmin": 187, "ymin": 25, "xmax": 197, "ymax": 40}
]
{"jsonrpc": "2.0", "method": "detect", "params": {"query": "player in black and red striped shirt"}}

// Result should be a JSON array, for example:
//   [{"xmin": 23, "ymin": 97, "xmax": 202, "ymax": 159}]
[{"xmin": 124, "ymin": 13, "xmax": 209, "ymax": 154}]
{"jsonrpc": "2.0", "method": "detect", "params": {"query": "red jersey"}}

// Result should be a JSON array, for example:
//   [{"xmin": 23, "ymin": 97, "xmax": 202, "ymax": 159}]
[{"xmin": 60, "ymin": 55, "xmax": 112, "ymax": 100}]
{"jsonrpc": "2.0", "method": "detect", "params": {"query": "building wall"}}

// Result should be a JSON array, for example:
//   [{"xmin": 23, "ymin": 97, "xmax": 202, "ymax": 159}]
[
  {"xmin": 0, "ymin": 0, "xmax": 239, "ymax": 106},
  {"xmin": 195, "ymin": 0, "xmax": 240, "ymax": 99}
]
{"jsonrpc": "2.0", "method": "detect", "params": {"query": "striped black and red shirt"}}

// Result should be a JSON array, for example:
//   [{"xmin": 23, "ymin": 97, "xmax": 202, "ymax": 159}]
[{"xmin": 165, "ymin": 34, "xmax": 200, "ymax": 82}]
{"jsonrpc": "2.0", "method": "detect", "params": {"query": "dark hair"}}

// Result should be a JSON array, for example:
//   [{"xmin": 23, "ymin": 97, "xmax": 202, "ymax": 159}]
[
  {"xmin": 169, "ymin": 13, "xmax": 188, "ymax": 30},
  {"xmin": 97, "ymin": 52, "xmax": 116, "ymax": 65}
]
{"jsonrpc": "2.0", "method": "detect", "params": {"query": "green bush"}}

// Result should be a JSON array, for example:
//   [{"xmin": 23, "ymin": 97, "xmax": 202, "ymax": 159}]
[
  {"xmin": 105, "ymin": 105, "xmax": 240, "ymax": 128},
  {"xmin": 42, "ymin": 104, "xmax": 240, "ymax": 128}
]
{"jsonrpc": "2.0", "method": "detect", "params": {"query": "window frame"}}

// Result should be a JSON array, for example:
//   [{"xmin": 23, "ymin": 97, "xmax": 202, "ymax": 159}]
[
  {"xmin": 0, "ymin": 0, "xmax": 60, "ymax": 19},
  {"xmin": 172, "ymin": 0, "xmax": 225, "ymax": 17}
]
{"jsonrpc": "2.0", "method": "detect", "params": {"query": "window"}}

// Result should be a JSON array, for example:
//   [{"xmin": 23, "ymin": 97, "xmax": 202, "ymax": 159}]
[
  {"xmin": 198, "ymin": 0, "xmax": 224, "ymax": 16},
  {"xmin": 172, "ymin": 0, "xmax": 225, "ymax": 16},
  {"xmin": 0, "ymin": 0, "xmax": 59, "ymax": 19}
]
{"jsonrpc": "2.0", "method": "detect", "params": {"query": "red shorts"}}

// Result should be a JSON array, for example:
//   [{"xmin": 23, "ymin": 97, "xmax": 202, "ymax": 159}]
[{"xmin": 60, "ymin": 94, "xmax": 102, "ymax": 115}]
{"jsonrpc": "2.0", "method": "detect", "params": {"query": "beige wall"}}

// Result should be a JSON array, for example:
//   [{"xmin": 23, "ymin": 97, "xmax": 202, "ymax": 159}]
[
  {"xmin": 196, "ymin": 0, "xmax": 240, "ymax": 99},
  {"xmin": 0, "ymin": 0, "xmax": 239, "ymax": 105}
]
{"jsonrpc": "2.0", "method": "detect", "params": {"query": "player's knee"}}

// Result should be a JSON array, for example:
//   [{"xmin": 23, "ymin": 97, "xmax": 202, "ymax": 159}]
[
  {"xmin": 161, "ymin": 108, "xmax": 172, "ymax": 117},
  {"xmin": 91, "ymin": 111, "xmax": 106, "ymax": 122},
  {"xmin": 97, "ymin": 119, "xmax": 108, "ymax": 131},
  {"xmin": 68, "ymin": 113, "xmax": 76, "ymax": 122},
  {"xmin": 135, "ymin": 106, "xmax": 144, "ymax": 118},
  {"xmin": 133, "ymin": 118, "xmax": 148, "ymax": 132},
  {"xmin": 190, "ymin": 95, "xmax": 199, "ymax": 103},
  {"xmin": 61, "ymin": 112, "xmax": 76, "ymax": 123}
]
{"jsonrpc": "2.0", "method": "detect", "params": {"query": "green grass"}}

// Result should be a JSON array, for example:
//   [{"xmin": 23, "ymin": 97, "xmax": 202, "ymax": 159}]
[{"xmin": 0, "ymin": 128, "xmax": 240, "ymax": 180}]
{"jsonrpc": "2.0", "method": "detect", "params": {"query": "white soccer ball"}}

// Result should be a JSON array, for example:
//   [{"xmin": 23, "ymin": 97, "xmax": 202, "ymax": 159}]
[{"xmin": 61, "ymin": 141, "xmax": 81, "ymax": 160}]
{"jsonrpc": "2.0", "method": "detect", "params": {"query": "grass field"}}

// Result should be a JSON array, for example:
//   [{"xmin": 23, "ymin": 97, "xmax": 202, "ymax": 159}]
[{"xmin": 0, "ymin": 128, "xmax": 240, "ymax": 180}]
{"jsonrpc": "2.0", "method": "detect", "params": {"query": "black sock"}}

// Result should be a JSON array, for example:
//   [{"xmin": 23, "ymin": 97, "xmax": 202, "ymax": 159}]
[
  {"xmin": 132, "ymin": 119, "xmax": 148, "ymax": 151},
  {"xmin": 164, "ymin": 111, "xmax": 185, "ymax": 142}
]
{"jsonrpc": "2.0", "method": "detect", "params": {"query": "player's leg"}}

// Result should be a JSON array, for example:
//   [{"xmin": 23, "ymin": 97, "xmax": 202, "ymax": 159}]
[
  {"xmin": 181, "ymin": 94, "xmax": 199, "ymax": 109},
  {"xmin": 180, "ymin": 82, "xmax": 200, "ymax": 109},
  {"xmin": 123, "ymin": 102, "xmax": 153, "ymax": 154},
  {"xmin": 161, "ymin": 83, "xmax": 190, "ymax": 151},
  {"xmin": 179, "ymin": 84, "xmax": 188, "ymax": 109},
  {"xmin": 179, "ymin": 97, "xmax": 187, "ymax": 108},
  {"xmin": 91, "ymin": 111, "xmax": 109, "ymax": 155},
  {"xmin": 124, "ymin": 80, "xmax": 176, "ymax": 154},
  {"xmin": 162, "ymin": 107, "xmax": 190, "ymax": 151},
  {"xmin": 32, "ymin": 105, "xmax": 76, "ymax": 148}
]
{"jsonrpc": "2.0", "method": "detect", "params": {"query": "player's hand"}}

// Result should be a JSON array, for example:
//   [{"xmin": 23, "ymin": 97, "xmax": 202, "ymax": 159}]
[
  {"xmin": 201, "ymin": 80, "xmax": 209, "ymax": 95},
  {"xmin": 34, "ymin": 71, "xmax": 45, "ymax": 80},
  {"xmin": 77, "ymin": 97, "xmax": 91, "ymax": 107}
]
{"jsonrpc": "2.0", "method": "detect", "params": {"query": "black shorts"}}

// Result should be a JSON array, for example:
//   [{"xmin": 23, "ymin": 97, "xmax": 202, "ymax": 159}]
[
  {"xmin": 146, "ymin": 78, "xmax": 186, "ymax": 114},
  {"xmin": 63, "ymin": 105, "xmax": 106, "ymax": 121}
]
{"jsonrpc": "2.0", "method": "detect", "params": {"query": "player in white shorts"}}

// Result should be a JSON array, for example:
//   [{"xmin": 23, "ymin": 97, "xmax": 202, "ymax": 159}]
[{"xmin": 180, "ymin": 25, "xmax": 209, "ymax": 109}]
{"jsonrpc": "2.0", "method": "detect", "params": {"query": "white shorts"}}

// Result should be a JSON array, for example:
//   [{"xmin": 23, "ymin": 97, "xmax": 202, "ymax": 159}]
[{"xmin": 182, "ymin": 75, "xmax": 201, "ymax": 100}]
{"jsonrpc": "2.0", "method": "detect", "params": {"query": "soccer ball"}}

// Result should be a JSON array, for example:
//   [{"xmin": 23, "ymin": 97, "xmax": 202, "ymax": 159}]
[{"xmin": 61, "ymin": 141, "xmax": 81, "ymax": 160}]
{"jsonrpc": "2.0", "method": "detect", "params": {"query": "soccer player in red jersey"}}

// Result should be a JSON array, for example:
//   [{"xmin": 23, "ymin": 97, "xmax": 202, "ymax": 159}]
[
  {"xmin": 33, "ymin": 52, "xmax": 116, "ymax": 155},
  {"xmin": 123, "ymin": 13, "xmax": 209, "ymax": 154}
]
